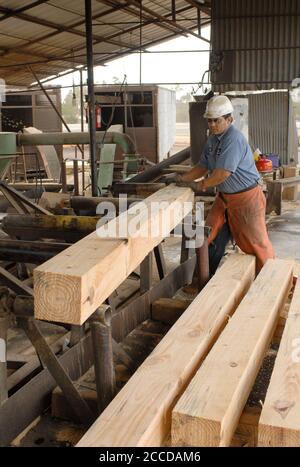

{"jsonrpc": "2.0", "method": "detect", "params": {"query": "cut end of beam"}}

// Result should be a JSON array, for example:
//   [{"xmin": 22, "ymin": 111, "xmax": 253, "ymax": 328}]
[{"xmin": 34, "ymin": 186, "xmax": 194, "ymax": 324}]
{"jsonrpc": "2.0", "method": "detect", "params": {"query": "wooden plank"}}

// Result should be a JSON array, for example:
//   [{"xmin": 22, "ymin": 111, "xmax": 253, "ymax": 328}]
[
  {"xmin": 231, "ymin": 406, "xmax": 261, "ymax": 447},
  {"xmin": 151, "ymin": 298, "xmax": 190, "ymax": 325},
  {"xmin": 172, "ymin": 259, "xmax": 294, "ymax": 447},
  {"xmin": 266, "ymin": 181, "xmax": 282, "ymax": 215},
  {"xmin": 34, "ymin": 186, "xmax": 194, "ymax": 325},
  {"xmin": 76, "ymin": 254, "xmax": 255, "ymax": 447},
  {"xmin": 273, "ymin": 176, "xmax": 300, "ymax": 186},
  {"xmin": 282, "ymin": 166, "xmax": 299, "ymax": 201},
  {"xmin": 258, "ymin": 277, "xmax": 300, "ymax": 447}
]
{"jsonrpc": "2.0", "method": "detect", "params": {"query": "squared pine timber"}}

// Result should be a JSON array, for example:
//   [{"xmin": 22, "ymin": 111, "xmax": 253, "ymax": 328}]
[
  {"xmin": 76, "ymin": 253, "xmax": 255, "ymax": 447},
  {"xmin": 34, "ymin": 186, "xmax": 193, "ymax": 325},
  {"xmin": 258, "ymin": 275, "xmax": 300, "ymax": 447},
  {"xmin": 172, "ymin": 259, "xmax": 294, "ymax": 447}
]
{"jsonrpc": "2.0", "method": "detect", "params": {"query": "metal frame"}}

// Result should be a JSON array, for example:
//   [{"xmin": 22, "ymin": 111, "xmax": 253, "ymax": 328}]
[
  {"xmin": 0, "ymin": 2, "xmax": 211, "ymax": 86},
  {"xmin": 0, "ymin": 250, "xmax": 197, "ymax": 445},
  {"xmin": 0, "ymin": 181, "xmax": 52, "ymax": 216}
]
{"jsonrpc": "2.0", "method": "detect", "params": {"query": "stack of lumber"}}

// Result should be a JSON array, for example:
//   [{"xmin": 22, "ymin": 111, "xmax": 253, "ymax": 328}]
[
  {"xmin": 258, "ymin": 275, "xmax": 300, "ymax": 446},
  {"xmin": 172, "ymin": 258, "xmax": 294, "ymax": 447},
  {"xmin": 76, "ymin": 253, "xmax": 256, "ymax": 447},
  {"xmin": 76, "ymin": 257, "xmax": 299, "ymax": 448},
  {"xmin": 34, "ymin": 186, "xmax": 193, "ymax": 325}
]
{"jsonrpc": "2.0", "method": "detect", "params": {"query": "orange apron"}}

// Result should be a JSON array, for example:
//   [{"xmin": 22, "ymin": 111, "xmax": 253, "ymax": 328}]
[{"xmin": 205, "ymin": 186, "xmax": 275, "ymax": 273}]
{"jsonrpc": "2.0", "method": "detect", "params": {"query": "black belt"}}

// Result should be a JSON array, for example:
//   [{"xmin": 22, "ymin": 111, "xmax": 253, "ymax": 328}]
[{"xmin": 220, "ymin": 182, "xmax": 258, "ymax": 196}]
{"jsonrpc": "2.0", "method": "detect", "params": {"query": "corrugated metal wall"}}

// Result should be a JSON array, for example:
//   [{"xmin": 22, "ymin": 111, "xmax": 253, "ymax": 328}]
[
  {"xmin": 211, "ymin": 0, "xmax": 300, "ymax": 91},
  {"xmin": 248, "ymin": 91, "xmax": 297, "ymax": 165}
]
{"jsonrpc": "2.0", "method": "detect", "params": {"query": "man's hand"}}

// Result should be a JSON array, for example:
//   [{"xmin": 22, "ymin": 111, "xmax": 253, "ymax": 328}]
[{"xmin": 175, "ymin": 178, "xmax": 199, "ymax": 192}]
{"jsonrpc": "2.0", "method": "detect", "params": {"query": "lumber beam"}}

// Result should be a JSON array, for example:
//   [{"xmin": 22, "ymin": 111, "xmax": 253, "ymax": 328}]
[
  {"xmin": 151, "ymin": 298, "xmax": 191, "ymax": 325},
  {"xmin": 34, "ymin": 186, "xmax": 194, "ymax": 325},
  {"xmin": 282, "ymin": 166, "xmax": 299, "ymax": 201},
  {"xmin": 258, "ymin": 277, "xmax": 300, "ymax": 446},
  {"xmin": 76, "ymin": 254, "xmax": 255, "ymax": 447},
  {"xmin": 172, "ymin": 259, "xmax": 294, "ymax": 447}
]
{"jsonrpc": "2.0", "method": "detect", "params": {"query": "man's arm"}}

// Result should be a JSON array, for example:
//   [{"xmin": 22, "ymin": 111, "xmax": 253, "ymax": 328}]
[
  {"xmin": 179, "ymin": 166, "xmax": 208, "ymax": 182},
  {"xmin": 200, "ymin": 168, "xmax": 231, "ymax": 190}
]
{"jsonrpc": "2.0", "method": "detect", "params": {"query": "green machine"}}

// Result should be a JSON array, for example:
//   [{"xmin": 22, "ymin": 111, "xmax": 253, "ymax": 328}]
[{"xmin": 0, "ymin": 132, "xmax": 17, "ymax": 178}]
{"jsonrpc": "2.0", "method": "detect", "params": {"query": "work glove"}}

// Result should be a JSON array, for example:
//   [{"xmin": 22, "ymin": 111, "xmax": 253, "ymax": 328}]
[{"xmin": 175, "ymin": 177, "xmax": 200, "ymax": 193}]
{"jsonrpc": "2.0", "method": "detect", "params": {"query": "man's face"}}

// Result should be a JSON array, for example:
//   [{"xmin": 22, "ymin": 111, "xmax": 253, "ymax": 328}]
[{"xmin": 207, "ymin": 116, "xmax": 231, "ymax": 135}]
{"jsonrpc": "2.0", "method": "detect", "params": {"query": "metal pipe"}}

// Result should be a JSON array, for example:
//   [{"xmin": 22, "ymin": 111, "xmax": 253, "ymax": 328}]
[
  {"xmin": 71, "ymin": 195, "xmax": 142, "ymax": 215},
  {"xmin": 61, "ymin": 160, "xmax": 67, "ymax": 193},
  {"xmin": 89, "ymin": 305, "xmax": 116, "ymax": 413},
  {"xmin": 0, "ymin": 239, "xmax": 69, "ymax": 264},
  {"xmin": 85, "ymin": 0, "xmax": 98, "ymax": 196},
  {"xmin": 73, "ymin": 159, "xmax": 79, "ymax": 196},
  {"xmin": 80, "ymin": 69, "xmax": 85, "ymax": 195},
  {"xmin": 18, "ymin": 316, "xmax": 94, "ymax": 425},
  {"xmin": 0, "ymin": 312, "xmax": 9, "ymax": 405},
  {"xmin": 17, "ymin": 131, "xmax": 137, "ymax": 156},
  {"xmin": 129, "ymin": 146, "xmax": 190, "ymax": 182},
  {"xmin": 2, "ymin": 214, "xmax": 98, "ymax": 242},
  {"xmin": 196, "ymin": 236, "xmax": 210, "ymax": 291}
]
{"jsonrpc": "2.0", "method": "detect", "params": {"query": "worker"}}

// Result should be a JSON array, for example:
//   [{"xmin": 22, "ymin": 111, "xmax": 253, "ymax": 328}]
[{"xmin": 178, "ymin": 95, "xmax": 274, "ymax": 275}]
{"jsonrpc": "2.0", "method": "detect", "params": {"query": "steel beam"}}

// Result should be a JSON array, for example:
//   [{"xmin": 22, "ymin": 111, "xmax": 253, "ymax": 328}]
[
  {"xmin": 89, "ymin": 306, "xmax": 116, "ymax": 413},
  {"xmin": 0, "ymin": 332, "xmax": 94, "ymax": 447},
  {"xmin": 0, "ymin": 254, "xmax": 196, "ymax": 445},
  {"xmin": 0, "ymin": 267, "xmax": 33, "ymax": 297},
  {"xmin": 17, "ymin": 316, "xmax": 94, "ymax": 425},
  {"xmin": 154, "ymin": 244, "xmax": 167, "ymax": 280},
  {"xmin": 0, "ymin": 239, "xmax": 69, "ymax": 264}
]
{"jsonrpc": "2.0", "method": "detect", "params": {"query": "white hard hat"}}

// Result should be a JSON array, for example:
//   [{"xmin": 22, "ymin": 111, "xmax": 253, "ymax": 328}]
[{"xmin": 203, "ymin": 95, "xmax": 234, "ymax": 119}]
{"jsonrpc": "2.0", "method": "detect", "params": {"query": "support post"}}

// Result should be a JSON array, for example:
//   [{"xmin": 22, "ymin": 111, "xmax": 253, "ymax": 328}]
[
  {"xmin": 73, "ymin": 158, "xmax": 79, "ymax": 196},
  {"xmin": 61, "ymin": 160, "xmax": 67, "ymax": 193},
  {"xmin": 140, "ymin": 252, "xmax": 153, "ymax": 293},
  {"xmin": 180, "ymin": 229, "xmax": 189, "ymax": 264},
  {"xmin": 154, "ymin": 244, "xmax": 167, "ymax": 280},
  {"xmin": 196, "ymin": 236, "xmax": 210, "ymax": 291},
  {"xmin": 0, "ymin": 312, "xmax": 9, "ymax": 405},
  {"xmin": 17, "ymin": 316, "xmax": 94, "ymax": 425},
  {"xmin": 85, "ymin": 0, "xmax": 98, "ymax": 197},
  {"xmin": 69, "ymin": 325, "xmax": 84, "ymax": 347},
  {"xmin": 89, "ymin": 305, "xmax": 116, "ymax": 413}
]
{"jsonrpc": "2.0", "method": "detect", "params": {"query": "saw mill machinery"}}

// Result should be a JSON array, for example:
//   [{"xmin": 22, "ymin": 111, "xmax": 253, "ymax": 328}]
[{"xmin": 0, "ymin": 129, "xmax": 211, "ymax": 446}]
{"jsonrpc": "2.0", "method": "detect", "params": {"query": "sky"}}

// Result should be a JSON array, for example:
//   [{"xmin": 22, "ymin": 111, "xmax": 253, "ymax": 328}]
[{"xmin": 45, "ymin": 26, "xmax": 211, "ymax": 100}]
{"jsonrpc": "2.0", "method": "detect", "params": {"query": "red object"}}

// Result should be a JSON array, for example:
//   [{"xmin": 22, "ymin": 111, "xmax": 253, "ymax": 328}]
[
  {"xmin": 95, "ymin": 105, "xmax": 101, "ymax": 129},
  {"xmin": 205, "ymin": 186, "xmax": 275, "ymax": 274},
  {"xmin": 255, "ymin": 156, "xmax": 273, "ymax": 173}
]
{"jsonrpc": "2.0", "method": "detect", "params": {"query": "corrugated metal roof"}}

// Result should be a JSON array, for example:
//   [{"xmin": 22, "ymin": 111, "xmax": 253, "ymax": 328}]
[
  {"xmin": 0, "ymin": 0, "xmax": 211, "ymax": 87},
  {"xmin": 211, "ymin": 0, "xmax": 300, "ymax": 91}
]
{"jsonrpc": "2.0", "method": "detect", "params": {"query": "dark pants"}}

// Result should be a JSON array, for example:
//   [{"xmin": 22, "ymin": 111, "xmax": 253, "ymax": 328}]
[{"xmin": 209, "ymin": 220, "xmax": 232, "ymax": 276}]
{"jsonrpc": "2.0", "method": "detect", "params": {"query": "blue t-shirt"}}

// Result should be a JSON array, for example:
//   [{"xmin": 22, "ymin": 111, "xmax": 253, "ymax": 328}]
[{"xmin": 199, "ymin": 124, "xmax": 260, "ymax": 193}]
